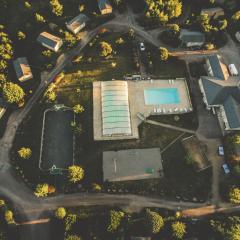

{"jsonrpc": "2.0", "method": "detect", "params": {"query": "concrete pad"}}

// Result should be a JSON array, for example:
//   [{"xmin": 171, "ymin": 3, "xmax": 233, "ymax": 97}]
[{"xmin": 103, "ymin": 148, "xmax": 163, "ymax": 182}]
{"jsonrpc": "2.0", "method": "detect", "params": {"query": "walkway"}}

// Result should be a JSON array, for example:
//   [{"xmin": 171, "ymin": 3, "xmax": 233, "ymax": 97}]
[{"xmin": 146, "ymin": 119, "xmax": 196, "ymax": 134}]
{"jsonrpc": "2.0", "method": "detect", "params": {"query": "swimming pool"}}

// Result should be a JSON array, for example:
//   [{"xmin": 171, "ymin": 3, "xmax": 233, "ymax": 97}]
[{"xmin": 144, "ymin": 88, "xmax": 180, "ymax": 105}]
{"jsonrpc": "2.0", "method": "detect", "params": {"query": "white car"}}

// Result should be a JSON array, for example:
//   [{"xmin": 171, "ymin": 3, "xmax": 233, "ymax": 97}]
[
  {"xmin": 222, "ymin": 164, "xmax": 230, "ymax": 174},
  {"xmin": 140, "ymin": 42, "xmax": 145, "ymax": 51},
  {"xmin": 218, "ymin": 146, "xmax": 224, "ymax": 156}
]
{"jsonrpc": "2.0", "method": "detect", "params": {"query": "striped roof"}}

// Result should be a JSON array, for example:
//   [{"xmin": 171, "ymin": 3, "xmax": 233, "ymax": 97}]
[
  {"xmin": 37, "ymin": 32, "xmax": 62, "ymax": 48},
  {"xmin": 101, "ymin": 81, "xmax": 132, "ymax": 136}
]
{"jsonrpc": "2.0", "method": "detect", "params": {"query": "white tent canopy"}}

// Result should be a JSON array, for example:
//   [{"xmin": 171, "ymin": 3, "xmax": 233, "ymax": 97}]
[{"xmin": 101, "ymin": 81, "xmax": 132, "ymax": 136}]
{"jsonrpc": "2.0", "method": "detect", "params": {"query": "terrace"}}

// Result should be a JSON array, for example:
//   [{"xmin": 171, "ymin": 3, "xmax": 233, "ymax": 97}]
[{"xmin": 93, "ymin": 79, "xmax": 192, "ymax": 140}]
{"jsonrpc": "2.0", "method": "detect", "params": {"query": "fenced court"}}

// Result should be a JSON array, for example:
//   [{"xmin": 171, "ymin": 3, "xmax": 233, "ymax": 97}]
[{"xmin": 39, "ymin": 105, "xmax": 75, "ymax": 173}]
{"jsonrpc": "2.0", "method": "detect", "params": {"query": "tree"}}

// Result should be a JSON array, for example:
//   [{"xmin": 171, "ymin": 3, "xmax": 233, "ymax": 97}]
[
  {"xmin": 73, "ymin": 104, "xmax": 84, "ymax": 114},
  {"xmin": 145, "ymin": 209, "xmax": 164, "ymax": 234},
  {"xmin": 227, "ymin": 222, "xmax": 240, "ymax": 240},
  {"xmin": 229, "ymin": 187, "xmax": 240, "ymax": 204},
  {"xmin": 218, "ymin": 19, "xmax": 228, "ymax": 31},
  {"xmin": 145, "ymin": 0, "xmax": 182, "ymax": 23},
  {"xmin": 2, "ymin": 82, "xmax": 25, "ymax": 104},
  {"xmin": 232, "ymin": 11, "xmax": 240, "ymax": 22},
  {"xmin": 34, "ymin": 183, "xmax": 49, "ymax": 197},
  {"xmin": 62, "ymin": 31, "xmax": 77, "ymax": 48},
  {"xmin": 24, "ymin": 1, "xmax": 31, "ymax": 8},
  {"xmin": 4, "ymin": 210, "xmax": 14, "ymax": 224},
  {"xmin": 0, "ymin": 199, "xmax": 5, "ymax": 207},
  {"xmin": 55, "ymin": 207, "xmax": 67, "ymax": 219},
  {"xmin": 100, "ymin": 41, "xmax": 112, "ymax": 57},
  {"xmin": 172, "ymin": 221, "xmax": 186, "ymax": 239},
  {"xmin": 107, "ymin": 210, "xmax": 125, "ymax": 232},
  {"xmin": 65, "ymin": 235, "xmax": 81, "ymax": 240},
  {"xmin": 68, "ymin": 165, "xmax": 84, "ymax": 183},
  {"xmin": 0, "ymin": 30, "xmax": 13, "ymax": 71},
  {"xmin": 50, "ymin": 0, "xmax": 63, "ymax": 16},
  {"xmin": 92, "ymin": 183, "xmax": 102, "ymax": 192},
  {"xmin": 197, "ymin": 14, "xmax": 212, "ymax": 32},
  {"xmin": 35, "ymin": 13, "xmax": 46, "ymax": 23},
  {"xmin": 17, "ymin": 31, "xmax": 26, "ymax": 40},
  {"xmin": 65, "ymin": 214, "xmax": 77, "ymax": 231},
  {"xmin": 18, "ymin": 147, "xmax": 32, "ymax": 159},
  {"xmin": 44, "ymin": 90, "xmax": 56, "ymax": 102},
  {"xmin": 159, "ymin": 47, "xmax": 169, "ymax": 61}
]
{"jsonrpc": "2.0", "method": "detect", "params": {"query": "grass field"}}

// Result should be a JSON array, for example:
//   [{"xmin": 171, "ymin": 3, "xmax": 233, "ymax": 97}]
[{"xmin": 40, "ymin": 108, "xmax": 74, "ymax": 171}]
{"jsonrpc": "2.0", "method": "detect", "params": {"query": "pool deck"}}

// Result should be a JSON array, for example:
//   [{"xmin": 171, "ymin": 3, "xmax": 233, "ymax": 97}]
[{"xmin": 93, "ymin": 79, "xmax": 192, "ymax": 141}]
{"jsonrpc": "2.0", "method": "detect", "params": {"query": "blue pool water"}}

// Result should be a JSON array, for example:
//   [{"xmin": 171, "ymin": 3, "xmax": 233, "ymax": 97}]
[{"xmin": 144, "ymin": 88, "xmax": 180, "ymax": 105}]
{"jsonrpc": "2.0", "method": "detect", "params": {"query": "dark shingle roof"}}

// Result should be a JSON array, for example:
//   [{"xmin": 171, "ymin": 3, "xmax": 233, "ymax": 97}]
[
  {"xmin": 208, "ymin": 55, "xmax": 226, "ymax": 80},
  {"xmin": 223, "ymin": 96, "xmax": 240, "ymax": 129},
  {"xmin": 200, "ymin": 77, "xmax": 240, "ymax": 105},
  {"xmin": 180, "ymin": 30, "xmax": 205, "ymax": 43}
]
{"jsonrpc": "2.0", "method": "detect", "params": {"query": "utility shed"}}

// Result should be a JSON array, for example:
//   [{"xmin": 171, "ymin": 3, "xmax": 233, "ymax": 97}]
[
  {"xmin": 179, "ymin": 29, "xmax": 205, "ymax": 48},
  {"xmin": 37, "ymin": 32, "xmax": 63, "ymax": 52},
  {"xmin": 66, "ymin": 14, "xmax": 89, "ymax": 34},
  {"xmin": 98, "ymin": 0, "xmax": 112, "ymax": 15},
  {"xmin": 103, "ymin": 148, "xmax": 163, "ymax": 182},
  {"xmin": 13, "ymin": 57, "xmax": 33, "ymax": 82}
]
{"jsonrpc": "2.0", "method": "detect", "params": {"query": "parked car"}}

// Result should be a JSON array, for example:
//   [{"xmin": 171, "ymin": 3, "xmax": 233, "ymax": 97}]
[
  {"xmin": 140, "ymin": 42, "xmax": 145, "ymax": 51},
  {"xmin": 222, "ymin": 163, "xmax": 230, "ymax": 174},
  {"xmin": 218, "ymin": 146, "xmax": 224, "ymax": 156},
  {"xmin": 228, "ymin": 64, "xmax": 238, "ymax": 76}
]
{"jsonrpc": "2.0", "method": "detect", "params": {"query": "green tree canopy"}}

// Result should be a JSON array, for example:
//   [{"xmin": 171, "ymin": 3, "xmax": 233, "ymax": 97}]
[
  {"xmin": 2, "ymin": 82, "xmax": 25, "ymax": 104},
  {"xmin": 34, "ymin": 183, "xmax": 49, "ymax": 197},
  {"xmin": 145, "ymin": 209, "xmax": 164, "ymax": 234},
  {"xmin": 229, "ymin": 187, "xmax": 240, "ymax": 204},
  {"xmin": 107, "ymin": 210, "xmax": 125, "ymax": 232},
  {"xmin": 73, "ymin": 104, "xmax": 84, "ymax": 114},
  {"xmin": 4, "ymin": 210, "xmax": 14, "ymax": 224},
  {"xmin": 35, "ymin": 13, "xmax": 46, "ymax": 23},
  {"xmin": 100, "ymin": 41, "xmax": 113, "ymax": 57},
  {"xmin": 172, "ymin": 221, "xmax": 186, "ymax": 239},
  {"xmin": 55, "ymin": 207, "xmax": 67, "ymax": 219},
  {"xmin": 145, "ymin": 0, "xmax": 182, "ymax": 23},
  {"xmin": 65, "ymin": 214, "xmax": 77, "ymax": 231},
  {"xmin": 17, "ymin": 147, "xmax": 32, "ymax": 159},
  {"xmin": 159, "ymin": 47, "xmax": 169, "ymax": 61},
  {"xmin": 50, "ymin": 0, "xmax": 63, "ymax": 16},
  {"xmin": 68, "ymin": 165, "xmax": 84, "ymax": 183},
  {"xmin": 17, "ymin": 31, "xmax": 26, "ymax": 40},
  {"xmin": 65, "ymin": 235, "xmax": 81, "ymax": 240}
]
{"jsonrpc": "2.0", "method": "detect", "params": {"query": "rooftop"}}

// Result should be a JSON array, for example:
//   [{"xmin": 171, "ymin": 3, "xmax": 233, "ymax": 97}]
[
  {"xmin": 207, "ymin": 55, "xmax": 229, "ymax": 80},
  {"xmin": 180, "ymin": 29, "xmax": 205, "ymax": 43},
  {"xmin": 13, "ymin": 57, "xmax": 33, "ymax": 81},
  {"xmin": 66, "ymin": 14, "xmax": 89, "ymax": 33},
  {"xmin": 98, "ymin": 0, "xmax": 112, "ymax": 11},
  {"xmin": 37, "ymin": 32, "xmax": 62, "ymax": 49},
  {"xmin": 103, "ymin": 148, "xmax": 163, "ymax": 182}
]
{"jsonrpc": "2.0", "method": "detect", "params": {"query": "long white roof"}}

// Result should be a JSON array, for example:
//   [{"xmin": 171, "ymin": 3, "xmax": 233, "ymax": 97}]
[{"xmin": 101, "ymin": 81, "xmax": 132, "ymax": 136}]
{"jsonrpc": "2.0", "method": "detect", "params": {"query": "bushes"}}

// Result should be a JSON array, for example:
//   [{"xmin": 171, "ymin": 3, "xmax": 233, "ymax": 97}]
[
  {"xmin": 145, "ymin": 209, "xmax": 164, "ymax": 234},
  {"xmin": 107, "ymin": 210, "xmax": 125, "ymax": 232}
]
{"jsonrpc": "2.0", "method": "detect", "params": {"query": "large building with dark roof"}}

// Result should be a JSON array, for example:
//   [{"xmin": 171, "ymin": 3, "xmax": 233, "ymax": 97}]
[
  {"xmin": 205, "ymin": 55, "xmax": 229, "ymax": 80},
  {"xmin": 179, "ymin": 29, "xmax": 205, "ymax": 48},
  {"xmin": 199, "ymin": 56, "xmax": 240, "ymax": 131}
]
